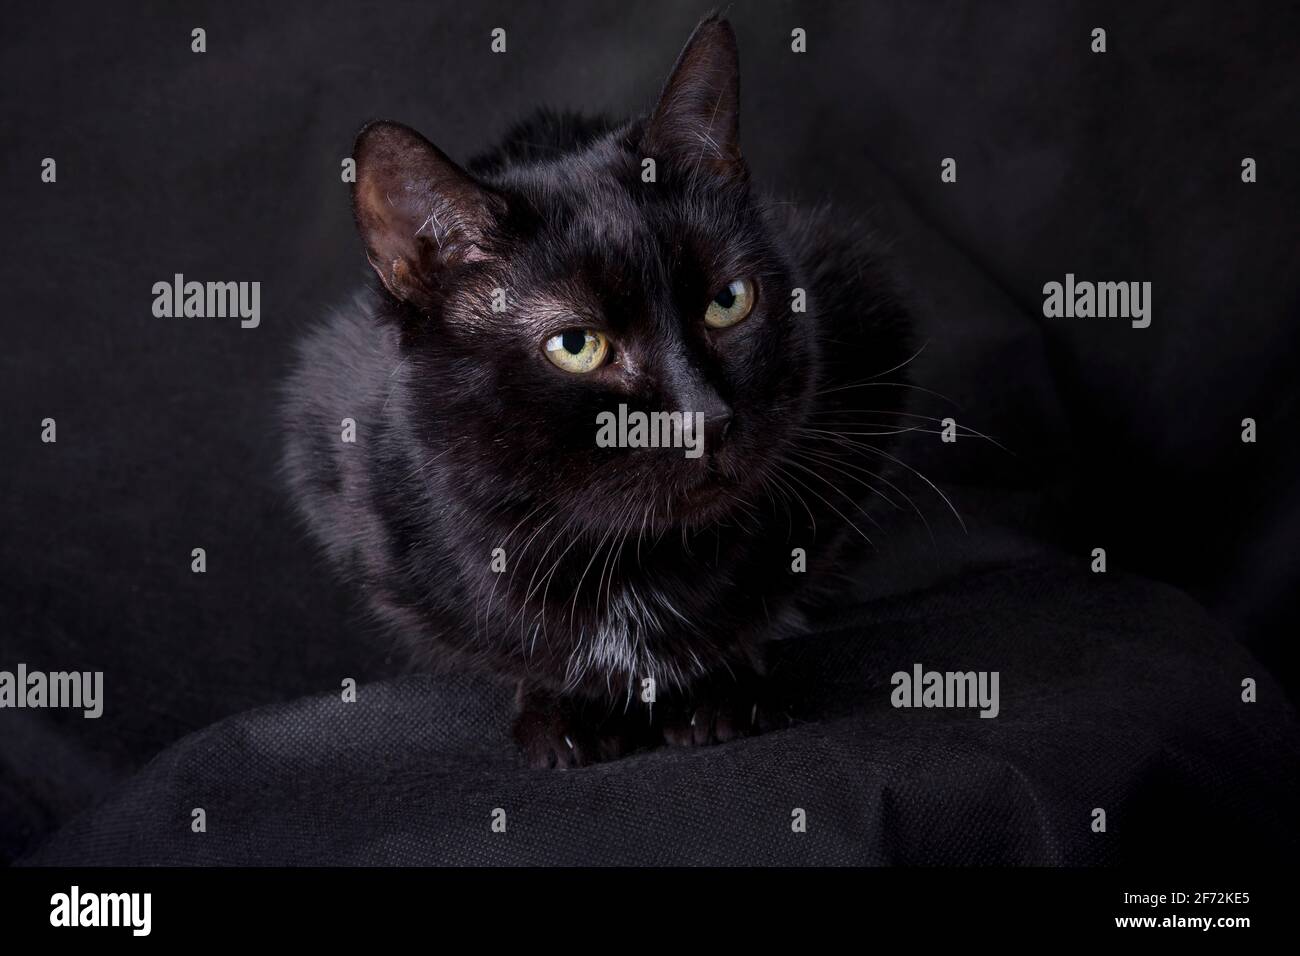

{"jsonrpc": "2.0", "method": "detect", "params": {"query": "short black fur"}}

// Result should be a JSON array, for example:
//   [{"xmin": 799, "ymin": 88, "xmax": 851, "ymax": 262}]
[{"xmin": 282, "ymin": 16, "xmax": 913, "ymax": 767}]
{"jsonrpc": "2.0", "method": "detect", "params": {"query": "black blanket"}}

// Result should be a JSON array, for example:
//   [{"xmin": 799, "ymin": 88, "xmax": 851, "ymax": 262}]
[{"xmin": 25, "ymin": 561, "xmax": 1299, "ymax": 866}]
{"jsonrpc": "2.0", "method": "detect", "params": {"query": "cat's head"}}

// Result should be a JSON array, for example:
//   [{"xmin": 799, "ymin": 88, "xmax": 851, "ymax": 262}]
[{"xmin": 350, "ymin": 17, "xmax": 819, "ymax": 534}]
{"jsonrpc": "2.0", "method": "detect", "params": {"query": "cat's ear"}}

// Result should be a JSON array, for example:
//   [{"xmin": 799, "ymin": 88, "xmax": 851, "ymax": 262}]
[
  {"xmin": 352, "ymin": 121, "xmax": 500, "ymax": 307},
  {"xmin": 644, "ymin": 15, "xmax": 744, "ymax": 180}
]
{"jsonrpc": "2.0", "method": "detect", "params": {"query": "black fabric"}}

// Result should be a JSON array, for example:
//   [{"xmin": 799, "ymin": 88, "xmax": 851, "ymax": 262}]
[
  {"xmin": 24, "ymin": 561, "xmax": 1299, "ymax": 866},
  {"xmin": 4, "ymin": 0, "xmax": 1299, "ymax": 865}
]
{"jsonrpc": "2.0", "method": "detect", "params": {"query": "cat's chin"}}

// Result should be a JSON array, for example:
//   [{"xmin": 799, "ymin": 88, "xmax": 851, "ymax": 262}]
[
  {"xmin": 593, "ymin": 475, "xmax": 749, "ymax": 535},
  {"xmin": 671, "ymin": 475, "xmax": 751, "ymax": 526}
]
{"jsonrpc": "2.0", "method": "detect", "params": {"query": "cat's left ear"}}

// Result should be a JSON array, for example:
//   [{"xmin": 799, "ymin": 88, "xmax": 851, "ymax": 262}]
[
  {"xmin": 352, "ymin": 121, "xmax": 501, "ymax": 308},
  {"xmin": 644, "ymin": 15, "xmax": 745, "ymax": 181}
]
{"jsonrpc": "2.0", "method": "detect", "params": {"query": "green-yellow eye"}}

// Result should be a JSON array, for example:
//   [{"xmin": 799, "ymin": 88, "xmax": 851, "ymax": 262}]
[
  {"xmin": 704, "ymin": 278, "xmax": 755, "ymax": 328},
  {"xmin": 544, "ymin": 328, "xmax": 609, "ymax": 373}
]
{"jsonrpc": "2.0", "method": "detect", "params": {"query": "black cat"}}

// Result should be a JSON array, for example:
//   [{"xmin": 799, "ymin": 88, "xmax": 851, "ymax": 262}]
[{"xmin": 282, "ymin": 15, "xmax": 913, "ymax": 768}]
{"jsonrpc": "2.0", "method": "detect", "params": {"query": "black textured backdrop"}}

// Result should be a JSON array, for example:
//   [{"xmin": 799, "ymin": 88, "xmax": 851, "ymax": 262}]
[{"xmin": 2, "ymin": 0, "xmax": 1298, "ymax": 865}]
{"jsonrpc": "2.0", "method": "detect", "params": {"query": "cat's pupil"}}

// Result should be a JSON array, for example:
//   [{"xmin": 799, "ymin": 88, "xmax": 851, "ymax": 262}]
[
  {"xmin": 714, "ymin": 286, "xmax": 736, "ymax": 309},
  {"xmin": 561, "ymin": 330, "xmax": 586, "ymax": 354}
]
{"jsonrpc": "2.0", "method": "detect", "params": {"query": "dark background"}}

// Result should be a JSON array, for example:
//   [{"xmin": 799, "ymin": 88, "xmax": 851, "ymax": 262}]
[{"xmin": 2, "ymin": 0, "xmax": 1297, "ymax": 865}]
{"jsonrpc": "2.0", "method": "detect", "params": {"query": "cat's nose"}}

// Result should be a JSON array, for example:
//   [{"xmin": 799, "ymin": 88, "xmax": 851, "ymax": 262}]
[
  {"xmin": 694, "ymin": 389, "xmax": 733, "ymax": 450},
  {"xmin": 657, "ymin": 351, "xmax": 732, "ymax": 449},
  {"xmin": 703, "ymin": 407, "xmax": 733, "ymax": 448}
]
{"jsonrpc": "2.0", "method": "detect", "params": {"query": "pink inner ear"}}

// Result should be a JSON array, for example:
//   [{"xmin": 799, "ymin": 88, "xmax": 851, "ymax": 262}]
[{"xmin": 352, "ymin": 121, "xmax": 503, "ymax": 306}]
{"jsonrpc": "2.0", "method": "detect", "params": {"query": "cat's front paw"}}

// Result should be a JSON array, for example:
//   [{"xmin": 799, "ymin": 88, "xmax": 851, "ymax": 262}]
[
  {"xmin": 660, "ymin": 680, "xmax": 789, "ymax": 748},
  {"xmin": 512, "ymin": 705, "xmax": 592, "ymax": 769},
  {"xmin": 512, "ymin": 687, "xmax": 647, "ymax": 769}
]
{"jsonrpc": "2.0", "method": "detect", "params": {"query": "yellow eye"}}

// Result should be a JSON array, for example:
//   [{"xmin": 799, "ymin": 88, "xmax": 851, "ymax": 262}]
[
  {"xmin": 544, "ymin": 328, "xmax": 609, "ymax": 373},
  {"xmin": 704, "ymin": 278, "xmax": 755, "ymax": 328}
]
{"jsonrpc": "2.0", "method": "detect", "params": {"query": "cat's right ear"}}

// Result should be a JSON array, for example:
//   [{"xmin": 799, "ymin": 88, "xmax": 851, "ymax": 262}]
[
  {"xmin": 644, "ymin": 15, "xmax": 745, "ymax": 181},
  {"xmin": 352, "ymin": 121, "xmax": 500, "ymax": 308}
]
